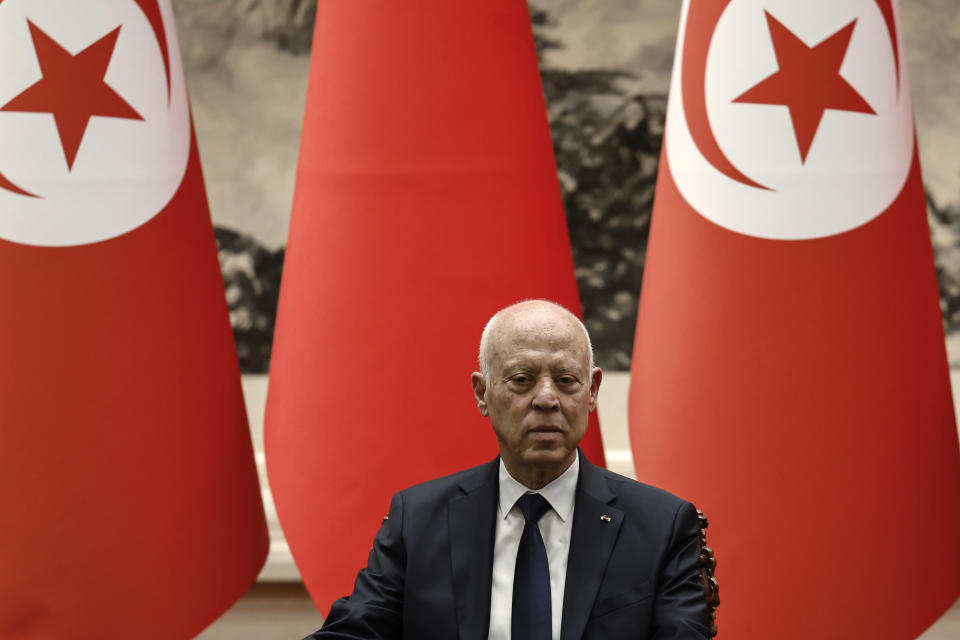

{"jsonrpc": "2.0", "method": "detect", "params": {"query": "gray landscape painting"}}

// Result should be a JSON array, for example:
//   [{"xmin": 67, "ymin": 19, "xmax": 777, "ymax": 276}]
[{"xmin": 173, "ymin": 0, "xmax": 960, "ymax": 372}]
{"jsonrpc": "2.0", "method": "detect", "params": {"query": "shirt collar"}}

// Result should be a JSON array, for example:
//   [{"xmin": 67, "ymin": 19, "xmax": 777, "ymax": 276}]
[{"xmin": 498, "ymin": 451, "xmax": 579, "ymax": 523}]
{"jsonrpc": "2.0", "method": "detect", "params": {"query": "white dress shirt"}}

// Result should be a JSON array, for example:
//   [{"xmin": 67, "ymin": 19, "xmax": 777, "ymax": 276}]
[{"xmin": 487, "ymin": 452, "xmax": 579, "ymax": 640}]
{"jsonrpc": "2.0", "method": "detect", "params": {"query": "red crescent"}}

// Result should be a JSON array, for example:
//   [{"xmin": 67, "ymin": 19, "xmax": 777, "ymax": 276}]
[
  {"xmin": 682, "ymin": 0, "xmax": 769, "ymax": 190},
  {"xmin": 0, "ymin": 170, "xmax": 39, "ymax": 198},
  {"xmin": 872, "ymin": 0, "xmax": 901, "ymax": 92},
  {"xmin": 132, "ymin": 0, "xmax": 171, "ymax": 102}
]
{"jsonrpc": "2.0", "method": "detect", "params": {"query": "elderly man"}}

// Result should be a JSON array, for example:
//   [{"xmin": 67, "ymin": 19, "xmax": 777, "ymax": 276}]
[{"xmin": 306, "ymin": 300, "xmax": 710, "ymax": 639}]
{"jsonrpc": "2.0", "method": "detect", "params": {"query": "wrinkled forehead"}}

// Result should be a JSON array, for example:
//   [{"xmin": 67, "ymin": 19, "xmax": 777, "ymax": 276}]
[{"xmin": 489, "ymin": 309, "xmax": 591, "ymax": 370}]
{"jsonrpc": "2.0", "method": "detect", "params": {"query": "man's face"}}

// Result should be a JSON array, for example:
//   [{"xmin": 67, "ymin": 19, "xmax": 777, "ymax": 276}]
[{"xmin": 472, "ymin": 304, "xmax": 601, "ymax": 483}]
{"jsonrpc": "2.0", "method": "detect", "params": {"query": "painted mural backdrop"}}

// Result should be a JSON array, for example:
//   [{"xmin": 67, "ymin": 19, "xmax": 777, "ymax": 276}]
[{"xmin": 172, "ymin": 0, "xmax": 960, "ymax": 372}]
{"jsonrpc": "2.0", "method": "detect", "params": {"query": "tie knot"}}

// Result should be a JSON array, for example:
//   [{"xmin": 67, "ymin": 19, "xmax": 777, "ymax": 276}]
[{"xmin": 516, "ymin": 493, "xmax": 552, "ymax": 524}]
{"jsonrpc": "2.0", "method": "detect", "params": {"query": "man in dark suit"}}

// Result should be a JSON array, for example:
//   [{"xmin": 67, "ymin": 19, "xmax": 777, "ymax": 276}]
[{"xmin": 307, "ymin": 300, "xmax": 710, "ymax": 639}]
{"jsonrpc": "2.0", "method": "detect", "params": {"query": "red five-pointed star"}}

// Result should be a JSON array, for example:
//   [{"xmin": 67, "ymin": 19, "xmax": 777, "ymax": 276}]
[
  {"xmin": 1, "ymin": 21, "xmax": 143, "ymax": 170},
  {"xmin": 734, "ymin": 11, "xmax": 875, "ymax": 163}
]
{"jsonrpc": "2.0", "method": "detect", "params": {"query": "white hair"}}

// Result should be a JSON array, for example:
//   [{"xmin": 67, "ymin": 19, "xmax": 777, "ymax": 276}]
[{"xmin": 477, "ymin": 299, "xmax": 595, "ymax": 381}]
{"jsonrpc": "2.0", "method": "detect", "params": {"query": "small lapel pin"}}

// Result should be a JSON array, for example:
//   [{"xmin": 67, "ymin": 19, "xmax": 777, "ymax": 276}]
[
  {"xmin": 381, "ymin": 515, "xmax": 390, "ymax": 524},
  {"xmin": 600, "ymin": 514, "xmax": 612, "ymax": 523}
]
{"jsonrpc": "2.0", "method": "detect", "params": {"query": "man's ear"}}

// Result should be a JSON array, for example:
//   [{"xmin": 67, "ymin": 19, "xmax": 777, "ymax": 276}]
[
  {"xmin": 588, "ymin": 367, "xmax": 602, "ymax": 412},
  {"xmin": 471, "ymin": 372, "xmax": 489, "ymax": 417}
]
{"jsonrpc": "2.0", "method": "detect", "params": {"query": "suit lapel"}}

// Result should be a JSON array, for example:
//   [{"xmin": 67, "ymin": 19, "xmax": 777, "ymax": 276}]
[
  {"xmin": 448, "ymin": 459, "xmax": 499, "ymax": 640},
  {"xmin": 560, "ymin": 456, "xmax": 623, "ymax": 640}
]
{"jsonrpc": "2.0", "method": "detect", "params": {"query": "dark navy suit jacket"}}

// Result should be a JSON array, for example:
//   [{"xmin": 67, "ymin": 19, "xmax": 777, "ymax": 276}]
[{"xmin": 307, "ymin": 454, "xmax": 710, "ymax": 639}]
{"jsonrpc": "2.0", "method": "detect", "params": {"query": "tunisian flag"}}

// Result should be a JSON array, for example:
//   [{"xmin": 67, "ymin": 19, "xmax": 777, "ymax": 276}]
[
  {"xmin": 630, "ymin": 1, "xmax": 960, "ymax": 637},
  {"xmin": 0, "ymin": 2, "xmax": 267, "ymax": 637},
  {"xmin": 266, "ymin": 0, "xmax": 603, "ymax": 611}
]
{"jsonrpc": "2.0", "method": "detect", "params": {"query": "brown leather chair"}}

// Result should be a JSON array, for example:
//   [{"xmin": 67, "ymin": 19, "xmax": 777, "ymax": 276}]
[{"xmin": 697, "ymin": 510, "xmax": 719, "ymax": 637}]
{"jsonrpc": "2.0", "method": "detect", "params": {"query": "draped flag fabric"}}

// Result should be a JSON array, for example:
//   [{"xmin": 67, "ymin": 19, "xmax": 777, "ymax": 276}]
[
  {"xmin": 0, "ymin": 1, "xmax": 268, "ymax": 637},
  {"xmin": 266, "ymin": 0, "xmax": 604, "ymax": 611},
  {"xmin": 630, "ymin": 0, "xmax": 960, "ymax": 637}
]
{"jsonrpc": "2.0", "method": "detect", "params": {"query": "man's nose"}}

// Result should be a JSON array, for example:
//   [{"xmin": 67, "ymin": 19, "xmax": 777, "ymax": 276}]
[{"xmin": 532, "ymin": 377, "xmax": 560, "ymax": 410}]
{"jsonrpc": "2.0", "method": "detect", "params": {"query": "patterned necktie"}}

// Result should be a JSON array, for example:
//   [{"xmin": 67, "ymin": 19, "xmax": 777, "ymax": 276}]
[{"xmin": 512, "ymin": 492, "xmax": 552, "ymax": 640}]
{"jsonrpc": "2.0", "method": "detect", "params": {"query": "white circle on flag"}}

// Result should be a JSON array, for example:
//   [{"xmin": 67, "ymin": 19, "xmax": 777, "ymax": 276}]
[
  {"xmin": 0, "ymin": 0, "xmax": 190, "ymax": 247},
  {"xmin": 665, "ymin": 0, "xmax": 914, "ymax": 240}
]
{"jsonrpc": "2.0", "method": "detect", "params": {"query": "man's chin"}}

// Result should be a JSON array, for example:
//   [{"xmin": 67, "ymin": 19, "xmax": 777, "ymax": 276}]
[{"xmin": 520, "ymin": 447, "xmax": 574, "ymax": 469}]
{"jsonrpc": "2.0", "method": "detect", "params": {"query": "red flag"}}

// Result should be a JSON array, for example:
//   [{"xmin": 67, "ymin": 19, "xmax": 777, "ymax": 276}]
[
  {"xmin": 266, "ymin": 0, "xmax": 604, "ymax": 611},
  {"xmin": 630, "ymin": 1, "xmax": 960, "ymax": 637},
  {"xmin": 0, "ymin": 2, "xmax": 267, "ymax": 637}
]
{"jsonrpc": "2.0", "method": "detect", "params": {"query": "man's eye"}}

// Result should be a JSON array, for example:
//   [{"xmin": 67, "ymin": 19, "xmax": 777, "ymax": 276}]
[
  {"xmin": 557, "ymin": 376, "xmax": 578, "ymax": 385},
  {"xmin": 510, "ymin": 375, "xmax": 531, "ymax": 384}
]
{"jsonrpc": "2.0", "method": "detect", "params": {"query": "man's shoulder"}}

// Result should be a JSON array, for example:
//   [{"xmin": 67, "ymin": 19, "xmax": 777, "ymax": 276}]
[
  {"xmin": 395, "ymin": 457, "xmax": 497, "ymax": 505},
  {"xmin": 584, "ymin": 460, "xmax": 695, "ymax": 519}
]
